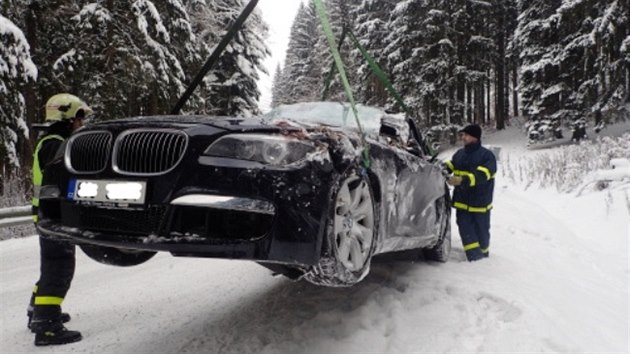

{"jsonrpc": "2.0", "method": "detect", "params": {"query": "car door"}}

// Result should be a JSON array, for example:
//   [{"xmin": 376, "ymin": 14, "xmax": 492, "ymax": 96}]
[{"xmin": 391, "ymin": 120, "xmax": 446, "ymax": 247}]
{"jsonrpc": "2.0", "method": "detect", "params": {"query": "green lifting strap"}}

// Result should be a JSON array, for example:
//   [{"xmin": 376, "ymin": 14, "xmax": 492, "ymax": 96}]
[
  {"xmin": 313, "ymin": 0, "xmax": 370, "ymax": 169},
  {"xmin": 346, "ymin": 29, "xmax": 414, "ymax": 118},
  {"xmin": 321, "ymin": 26, "xmax": 347, "ymax": 102},
  {"xmin": 324, "ymin": 26, "xmax": 437, "ymax": 158}
]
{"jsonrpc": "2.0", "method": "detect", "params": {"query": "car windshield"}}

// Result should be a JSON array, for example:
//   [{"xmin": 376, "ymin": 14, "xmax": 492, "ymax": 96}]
[{"xmin": 264, "ymin": 102, "xmax": 385, "ymax": 133}]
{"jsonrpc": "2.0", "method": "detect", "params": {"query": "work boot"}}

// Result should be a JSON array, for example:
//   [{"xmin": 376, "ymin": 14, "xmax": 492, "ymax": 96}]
[
  {"xmin": 31, "ymin": 319, "xmax": 82, "ymax": 346},
  {"xmin": 27, "ymin": 308, "xmax": 71, "ymax": 332}
]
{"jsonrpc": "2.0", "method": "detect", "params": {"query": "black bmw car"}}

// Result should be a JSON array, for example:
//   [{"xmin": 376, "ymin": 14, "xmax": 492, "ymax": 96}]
[{"xmin": 37, "ymin": 101, "xmax": 451, "ymax": 286}]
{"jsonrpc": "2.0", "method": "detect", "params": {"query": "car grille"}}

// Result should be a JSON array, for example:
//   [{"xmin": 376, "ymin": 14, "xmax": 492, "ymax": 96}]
[
  {"xmin": 61, "ymin": 202, "xmax": 167, "ymax": 235},
  {"xmin": 66, "ymin": 131, "xmax": 113, "ymax": 174},
  {"xmin": 113, "ymin": 130, "xmax": 188, "ymax": 176},
  {"xmin": 170, "ymin": 206, "xmax": 273, "ymax": 241}
]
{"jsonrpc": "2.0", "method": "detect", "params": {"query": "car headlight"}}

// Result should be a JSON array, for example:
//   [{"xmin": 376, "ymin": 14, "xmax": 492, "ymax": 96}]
[{"xmin": 204, "ymin": 134, "xmax": 316, "ymax": 165}]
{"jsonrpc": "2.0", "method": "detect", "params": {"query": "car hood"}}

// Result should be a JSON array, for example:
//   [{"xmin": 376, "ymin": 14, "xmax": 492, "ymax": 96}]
[
  {"xmin": 89, "ymin": 115, "xmax": 299, "ymax": 130},
  {"xmin": 84, "ymin": 115, "xmax": 358, "ymax": 136}
]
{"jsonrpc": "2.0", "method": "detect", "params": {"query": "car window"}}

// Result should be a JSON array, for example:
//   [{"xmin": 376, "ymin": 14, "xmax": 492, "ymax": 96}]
[{"xmin": 264, "ymin": 102, "xmax": 384, "ymax": 133}]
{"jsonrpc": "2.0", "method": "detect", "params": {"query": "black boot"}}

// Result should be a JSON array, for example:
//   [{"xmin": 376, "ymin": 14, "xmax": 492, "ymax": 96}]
[
  {"xmin": 27, "ymin": 308, "xmax": 71, "ymax": 332},
  {"xmin": 31, "ymin": 320, "xmax": 82, "ymax": 346}
]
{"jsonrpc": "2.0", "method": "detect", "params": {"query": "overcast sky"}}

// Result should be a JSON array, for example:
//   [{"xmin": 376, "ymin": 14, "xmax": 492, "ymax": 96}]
[{"xmin": 257, "ymin": 0, "xmax": 303, "ymax": 112}]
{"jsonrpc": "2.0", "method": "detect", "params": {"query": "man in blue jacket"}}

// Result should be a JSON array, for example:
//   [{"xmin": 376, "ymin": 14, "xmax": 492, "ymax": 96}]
[{"xmin": 444, "ymin": 124, "xmax": 496, "ymax": 261}]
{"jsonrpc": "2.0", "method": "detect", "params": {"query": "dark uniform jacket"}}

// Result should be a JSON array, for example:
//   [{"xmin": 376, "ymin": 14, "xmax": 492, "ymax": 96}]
[
  {"xmin": 445, "ymin": 142, "xmax": 496, "ymax": 213},
  {"xmin": 32, "ymin": 123, "xmax": 72, "ymax": 221}
]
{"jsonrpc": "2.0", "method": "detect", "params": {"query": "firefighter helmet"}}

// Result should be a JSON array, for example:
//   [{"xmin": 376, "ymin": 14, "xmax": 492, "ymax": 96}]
[{"xmin": 45, "ymin": 93, "xmax": 92, "ymax": 122}]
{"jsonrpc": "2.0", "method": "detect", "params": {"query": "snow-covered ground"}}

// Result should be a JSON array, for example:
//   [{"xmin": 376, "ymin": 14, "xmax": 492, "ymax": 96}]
[{"xmin": 1, "ymin": 126, "xmax": 629, "ymax": 353}]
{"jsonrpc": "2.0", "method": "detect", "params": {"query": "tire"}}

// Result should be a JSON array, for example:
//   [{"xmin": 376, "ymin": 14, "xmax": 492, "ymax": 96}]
[
  {"xmin": 80, "ymin": 245, "xmax": 156, "ymax": 267},
  {"xmin": 422, "ymin": 189, "xmax": 451, "ymax": 262},
  {"xmin": 304, "ymin": 168, "xmax": 377, "ymax": 286}
]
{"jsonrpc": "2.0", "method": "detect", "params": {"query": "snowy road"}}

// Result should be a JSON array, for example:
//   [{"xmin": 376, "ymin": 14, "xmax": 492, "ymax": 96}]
[{"xmin": 1, "ymin": 175, "xmax": 628, "ymax": 353}]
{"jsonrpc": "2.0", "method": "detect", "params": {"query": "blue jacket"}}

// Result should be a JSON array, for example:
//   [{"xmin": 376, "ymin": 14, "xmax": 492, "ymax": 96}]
[{"xmin": 445, "ymin": 142, "xmax": 496, "ymax": 213}]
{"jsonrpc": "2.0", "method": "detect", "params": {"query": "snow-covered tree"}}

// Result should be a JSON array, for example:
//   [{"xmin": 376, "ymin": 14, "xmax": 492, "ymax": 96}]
[
  {"xmin": 2, "ymin": 0, "xmax": 270, "ymax": 175},
  {"xmin": 0, "ymin": 14, "xmax": 36, "ymax": 172},
  {"xmin": 351, "ymin": 0, "xmax": 398, "ymax": 108},
  {"xmin": 515, "ymin": 0, "xmax": 563, "ymax": 142},
  {"xmin": 270, "ymin": 63, "xmax": 284, "ymax": 107},
  {"xmin": 319, "ymin": 0, "xmax": 362, "ymax": 102},
  {"xmin": 50, "ymin": 0, "xmax": 199, "ymax": 117},
  {"xmin": 383, "ymin": 0, "xmax": 431, "ymax": 121},
  {"xmin": 190, "ymin": 0, "xmax": 270, "ymax": 116},
  {"xmin": 279, "ymin": 1, "xmax": 324, "ymax": 104},
  {"xmin": 516, "ymin": 0, "xmax": 629, "ymax": 143}
]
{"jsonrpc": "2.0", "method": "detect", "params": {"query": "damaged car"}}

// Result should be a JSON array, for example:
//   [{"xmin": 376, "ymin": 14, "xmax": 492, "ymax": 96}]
[{"xmin": 36, "ymin": 101, "xmax": 451, "ymax": 286}]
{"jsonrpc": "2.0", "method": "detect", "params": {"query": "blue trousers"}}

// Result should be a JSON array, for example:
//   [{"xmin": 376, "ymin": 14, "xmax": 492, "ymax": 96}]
[
  {"xmin": 456, "ymin": 210, "xmax": 491, "ymax": 261},
  {"xmin": 31, "ymin": 236, "xmax": 76, "ymax": 320}
]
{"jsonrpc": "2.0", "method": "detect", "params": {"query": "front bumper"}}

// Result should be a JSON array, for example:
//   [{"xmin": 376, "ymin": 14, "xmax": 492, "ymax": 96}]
[{"xmin": 38, "ymin": 156, "xmax": 338, "ymax": 267}]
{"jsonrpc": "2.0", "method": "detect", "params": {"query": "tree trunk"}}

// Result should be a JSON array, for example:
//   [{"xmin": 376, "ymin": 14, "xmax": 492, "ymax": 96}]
[
  {"xmin": 495, "ymin": 9, "xmax": 506, "ymax": 130},
  {"xmin": 466, "ymin": 84, "xmax": 472, "ymax": 123},
  {"xmin": 456, "ymin": 77, "xmax": 465, "ymax": 125},
  {"xmin": 474, "ymin": 83, "xmax": 483, "ymax": 124},
  {"xmin": 22, "ymin": 4, "xmax": 39, "ymax": 169},
  {"xmin": 512, "ymin": 64, "xmax": 519, "ymax": 117},
  {"xmin": 486, "ymin": 72, "xmax": 491, "ymax": 125}
]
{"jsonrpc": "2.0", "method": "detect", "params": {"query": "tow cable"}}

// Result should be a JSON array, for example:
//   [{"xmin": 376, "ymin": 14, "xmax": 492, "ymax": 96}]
[{"xmin": 171, "ymin": 0, "xmax": 260, "ymax": 114}]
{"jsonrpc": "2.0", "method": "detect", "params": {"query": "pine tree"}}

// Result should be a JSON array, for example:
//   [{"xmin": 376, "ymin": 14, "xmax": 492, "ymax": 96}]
[
  {"xmin": 52, "ymin": 0, "xmax": 199, "ymax": 117},
  {"xmin": 417, "ymin": 0, "xmax": 459, "ymax": 127},
  {"xmin": 270, "ymin": 63, "xmax": 284, "ymax": 107},
  {"xmin": 516, "ymin": 0, "xmax": 629, "ymax": 143},
  {"xmin": 2, "ymin": 0, "xmax": 270, "ymax": 172},
  {"xmin": 0, "ymin": 13, "xmax": 36, "ymax": 172},
  {"xmin": 193, "ymin": 0, "xmax": 270, "ymax": 117},
  {"xmin": 384, "ymin": 0, "xmax": 431, "ymax": 122},
  {"xmin": 319, "ymin": 0, "xmax": 362, "ymax": 101},
  {"xmin": 351, "ymin": 0, "xmax": 398, "ymax": 107},
  {"xmin": 281, "ymin": 1, "xmax": 323, "ymax": 103},
  {"xmin": 515, "ymin": 0, "xmax": 563, "ymax": 142}
]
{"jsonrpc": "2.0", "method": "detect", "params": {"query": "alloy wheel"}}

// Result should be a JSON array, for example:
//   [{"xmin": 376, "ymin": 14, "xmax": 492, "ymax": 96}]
[{"xmin": 333, "ymin": 175, "xmax": 375, "ymax": 271}]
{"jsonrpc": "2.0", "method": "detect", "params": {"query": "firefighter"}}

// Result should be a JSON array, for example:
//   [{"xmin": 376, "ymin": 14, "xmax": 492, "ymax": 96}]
[
  {"xmin": 444, "ymin": 124, "xmax": 496, "ymax": 261},
  {"xmin": 27, "ymin": 93, "xmax": 91, "ymax": 346}
]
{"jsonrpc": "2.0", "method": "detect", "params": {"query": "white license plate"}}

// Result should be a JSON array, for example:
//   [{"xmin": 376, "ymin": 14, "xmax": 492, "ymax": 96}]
[{"xmin": 69, "ymin": 179, "xmax": 147, "ymax": 204}]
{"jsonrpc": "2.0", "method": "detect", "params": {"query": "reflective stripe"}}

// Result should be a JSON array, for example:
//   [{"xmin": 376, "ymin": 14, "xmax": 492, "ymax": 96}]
[
  {"xmin": 464, "ymin": 242, "xmax": 480, "ymax": 251},
  {"xmin": 445, "ymin": 160, "xmax": 454, "ymax": 172},
  {"xmin": 454, "ymin": 202, "xmax": 493, "ymax": 213},
  {"xmin": 481, "ymin": 248, "xmax": 489, "ymax": 254},
  {"xmin": 464, "ymin": 172, "xmax": 476, "ymax": 187},
  {"xmin": 477, "ymin": 166, "xmax": 491, "ymax": 180},
  {"xmin": 34, "ymin": 296, "xmax": 64, "ymax": 306},
  {"xmin": 453, "ymin": 170, "xmax": 476, "ymax": 187},
  {"xmin": 468, "ymin": 205, "xmax": 492, "ymax": 213},
  {"xmin": 32, "ymin": 135, "xmax": 64, "ymax": 220}
]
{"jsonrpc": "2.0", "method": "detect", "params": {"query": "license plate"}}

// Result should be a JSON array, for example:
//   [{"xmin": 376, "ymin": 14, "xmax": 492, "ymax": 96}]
[{"xmin": 68, "ymin": 179, "xmax": 147, "ymax": 204}]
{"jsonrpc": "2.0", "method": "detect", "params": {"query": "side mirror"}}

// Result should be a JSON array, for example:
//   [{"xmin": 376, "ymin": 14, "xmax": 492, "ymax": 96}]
[
  {"xmin": 380, "ymin": 115, "xmax": 410, "ymax": 145},
  {"xmin": 379, "ymin": 124, "xmax": 400, "ymax": 141}
]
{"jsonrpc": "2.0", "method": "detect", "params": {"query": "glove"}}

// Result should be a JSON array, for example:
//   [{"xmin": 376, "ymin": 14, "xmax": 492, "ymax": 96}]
[
  {"xmin": 440, "ymin": 162, "xmax": 451, "ymax": 178},
  {"xmin": 447, "ymin": 176, "xmax": 463, "ymax": 186}
]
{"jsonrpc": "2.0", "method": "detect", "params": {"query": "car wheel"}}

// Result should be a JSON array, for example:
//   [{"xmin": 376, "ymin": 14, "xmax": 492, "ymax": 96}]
[
  {"xmin": 80, "ymin": 245, "xmax": 156, "ymax": 267},
  {"xmin": 304, "ymin": 168, "xmax": 377, "ymax": 286},
  {"xmin": 422, "ymin": 189, "xmax": 451, "ymax": 262}
]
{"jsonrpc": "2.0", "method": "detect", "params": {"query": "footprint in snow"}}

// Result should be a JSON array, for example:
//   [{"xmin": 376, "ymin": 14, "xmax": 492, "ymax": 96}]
[{"xmin": 476, "ymin": 292, "xmax": 523, "ymax": 323}]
